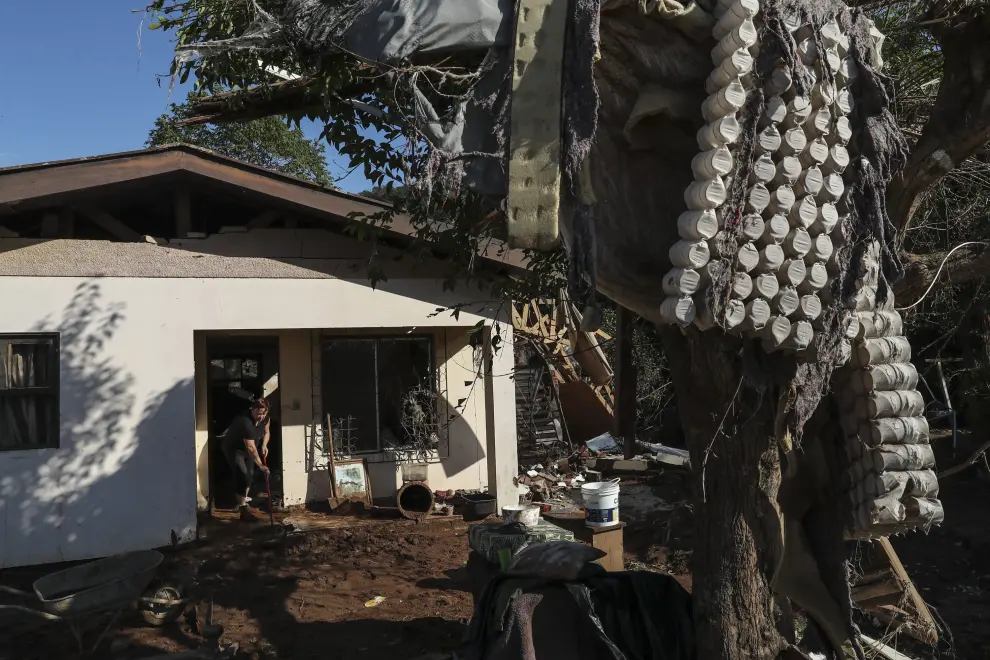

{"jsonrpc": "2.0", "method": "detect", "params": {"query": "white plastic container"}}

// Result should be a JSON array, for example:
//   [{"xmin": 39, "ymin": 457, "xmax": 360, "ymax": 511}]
[
  {"xmin": 684, "ymin": 177, "xmax": 728, "ymax": 210},
  {"xmin": 812, "ymin": 203, "xmax": 839, "ymax": 235},
  {"xmin": 836, "ymin": 88, "xmax": 854, "ymax": 116},
  {"xmin": 737, "ymin": 243, "xmax": 760, "ymax": 272},
  {"xmin": 755, "ymin": 124, "xmax": 782, "ymax": 154},
  {"xmin": 731, "ymin": 271, "xmax": 754, "ymax": 299},
  {"xmin": 782, "ymin": 96, "xmax": 812, "ymax": 128},
  {"xmin": 784, "ymin": 227, "xmax": 812, "ymax": 258},
  {"xmin": 819, "ymin": 173, "xmax": 844, "ymax": 202},
  {"xmin": 711, "ymin": 21, "xmax": 759, "ymax": 65},
  {"xmin": 692, "ymin": 147, "xmax": 735, "ymax": 179},
  {"xmin": 794, "ymin": 166, "xmax": 824, "ymax": 197},
  {"xmin": 749, "ymin": 154, "xmax": 777, "ymax": 183},
  {"xmin": 779, "ymin": 259, "xmax": 808, "ymax": 288},
  {"xmin": 745, "ymin": 298, "xmax": 772, "ymax": 331},
  {"xmin": 767, "ymin": 185, "xmax": 796, "ymax": 215},
  {"xmin": 807, "ymin": 106, "xmax": 832, "ymax": 137},
  {"xmin": 752, "ymin": 273, "xmax": 780, "ymax": 300},
  {"xmin": 807, "ymin": 234, "xmax": 834, "ymax": 264},
  {"xmin": 823, "ymin": 144, "xmax": 850, "ymax": 174},
  {"xmin": 759, "ymin": 243, "xmax": 785, "ymax": 271},
  {"xmin": 702, "ymin": 80, "xmax": 748, "ymax": 122},
  {"xmin": 778, "ymin": 128, "xmax": 808, "ymax": 157},
  {"xmin": 746, "ymin": 183, "xmax": 771, "ymax": 213},
  {"xmin": 774, "ymin": 157, "xmax": 802, "ymax": 186},
  {"xmin": 723, "ymin": 298, "xmax": 747, "ymax": 329},
  {"xmin": 798, "ymin": 262, "xmax": 828, "ymax": 293},
  {"xmin": 663, "ymin": 268, "xmax": 702, "ymax": 295},
  {"xmin": 707, "ymin": 49, "xmax": 754, "ymax": 92},
  {"xmin": 582, "ymin": 479, "xmax": 621, "ymax": 527},
  {"xmin": 713, "ymin": 0, "xmax": 760, "ymax": 40},
  {"xmin": 740, "ymin": 214, "xmax": 766, "ymax": 241},
  {"xmin": 502, "ymin": 505, "xmax": 540, "ymax": 527},
  {"xmin": 789, "ymin": 196, "xmax": 818, "ymax": 229},
  {"xmin": 832, "ymin": 117, "xmax": 852, "ymax": 146},
  {"xmin": 669, "ymin": 239, "xmax": 712, "ymax": 269},
  {"xmin": 678, "ymin": 209, "xmax": 719, "ymax": 240},
  {"xmin": 660, "ymin": 296, "xmax": 697, "ymax": 326},
  {"xmin": 800, "ymin": 138, "xmax": 830, "ymax": 167},
  {"xmin": 761, "ymin": 214, "xmax": 790, "ymax": 245},
  {"xmin": 762, "ymin": 96, "xmax": 787, "ymax": 126},
  {"xmin": 698, "ymin": 115, "xmax": 742, "ymax": 150}
]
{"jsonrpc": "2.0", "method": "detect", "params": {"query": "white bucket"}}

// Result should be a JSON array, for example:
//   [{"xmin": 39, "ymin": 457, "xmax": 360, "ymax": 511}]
[
  {"xmin": 581, "ymin": 479, "xmax": 621, "ymax": 527},
  {"xmin": 749, "ymin": 154, "xmax": 777, "ymax": 184},
  {"xmin": 678, "ymin": 209, "xmax": 719, "ymax": 240},
  {"xmin": 794, "ymin": 166, "xmax": 824, "ymax": 197},
  {"xmin": 836, "ymin": 88, "xmax": 855, "ymax": 116}
]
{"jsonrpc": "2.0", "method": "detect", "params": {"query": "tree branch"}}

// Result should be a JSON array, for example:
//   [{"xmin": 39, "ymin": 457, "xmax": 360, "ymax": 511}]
[
  {"xmin": 894, "ymin": 242, "xmax": 990, "ymax": 304},
  {"xmin": 887, "ymin": 6, "xmax": 990, "ymax": 234}
]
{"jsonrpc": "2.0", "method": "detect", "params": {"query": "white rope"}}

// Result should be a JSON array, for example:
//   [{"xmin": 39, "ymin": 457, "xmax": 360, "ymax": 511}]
[{"xmin": 897, "ymin": 241, "xmax": 990, "ymax": 311}]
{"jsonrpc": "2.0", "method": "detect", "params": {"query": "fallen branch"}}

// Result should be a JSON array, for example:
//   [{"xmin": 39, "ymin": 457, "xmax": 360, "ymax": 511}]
[{"xmin": 937, "ymin": 438, "xmax": 990, "ymax": 479}]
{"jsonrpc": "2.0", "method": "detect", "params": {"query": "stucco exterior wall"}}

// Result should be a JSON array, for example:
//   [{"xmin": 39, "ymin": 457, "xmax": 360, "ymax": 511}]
[{"xmin": 0, "ymin": 234, "xmax": 517, "ymax": 568}]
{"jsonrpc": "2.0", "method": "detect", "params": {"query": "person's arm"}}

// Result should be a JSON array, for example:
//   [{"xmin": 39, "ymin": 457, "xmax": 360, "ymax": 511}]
[
  {"xmin": 261, "ymin": 418, "xmax": 271, "ymax": 460},
  {"xmin": 242, "ymin": 436, "xmax": 267, "ymax": 470}
]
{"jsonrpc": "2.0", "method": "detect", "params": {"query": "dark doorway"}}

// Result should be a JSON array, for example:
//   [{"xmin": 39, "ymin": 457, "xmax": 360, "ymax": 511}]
[{"xmin": 206, "ymin": 336, "xmax": 283, "ymax": 511}]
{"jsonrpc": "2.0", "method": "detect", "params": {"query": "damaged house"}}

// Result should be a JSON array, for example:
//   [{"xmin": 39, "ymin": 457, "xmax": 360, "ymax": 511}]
[{"xmin": 0, "ymin": 144, "xmax": 521, "ymax": 568}]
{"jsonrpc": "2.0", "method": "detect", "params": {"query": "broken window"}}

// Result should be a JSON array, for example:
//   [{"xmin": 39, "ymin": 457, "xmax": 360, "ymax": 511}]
[
  {"xmin": 322, "ymin": 336, "xmax": 436, "ymax": 455},
  {"xmin": 0, "ymin": 334, "xmax": 59, "ymax": 451}
]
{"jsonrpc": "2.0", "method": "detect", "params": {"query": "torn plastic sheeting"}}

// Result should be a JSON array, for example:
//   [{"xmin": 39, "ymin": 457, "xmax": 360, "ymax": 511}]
[
  {"xmin": 344, "ymin": 0, "xmax": 513, "ymax": 62},
  {"xmin": 586, "ymin": 432, "xmax": 621, "ymax": 454}
]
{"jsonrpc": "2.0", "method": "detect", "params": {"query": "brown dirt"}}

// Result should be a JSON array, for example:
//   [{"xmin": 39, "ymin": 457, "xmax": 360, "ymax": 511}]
[{"xmin": 3, "ymin": 518, "xmax": 477, "ymax": 660}]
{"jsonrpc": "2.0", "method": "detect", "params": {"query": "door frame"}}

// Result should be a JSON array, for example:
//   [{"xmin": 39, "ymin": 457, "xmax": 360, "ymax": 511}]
[{"xmin": 204, "ymin": 334, "xmax": 282, "ymax": 512}]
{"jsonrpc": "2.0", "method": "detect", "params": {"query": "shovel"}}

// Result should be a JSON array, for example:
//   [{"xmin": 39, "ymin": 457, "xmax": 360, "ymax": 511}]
[{"xmin": 263, "ymin": 453, "xmax": 274, "ymax": 528}]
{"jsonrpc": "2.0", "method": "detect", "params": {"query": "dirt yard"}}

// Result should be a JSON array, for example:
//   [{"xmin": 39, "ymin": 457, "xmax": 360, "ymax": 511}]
[
  {"xmin": 2, "ymin": 469, "xmax": 986, "ymax": 660},
  {"xmin": 4, "ymin": 518, "xmax": 478, "ymax": 660}
]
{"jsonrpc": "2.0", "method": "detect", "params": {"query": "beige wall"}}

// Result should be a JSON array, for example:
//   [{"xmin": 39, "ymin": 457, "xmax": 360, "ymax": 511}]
[{"xmin": 0, "ymin": 270, "xmax": 516, "ymax": 568}]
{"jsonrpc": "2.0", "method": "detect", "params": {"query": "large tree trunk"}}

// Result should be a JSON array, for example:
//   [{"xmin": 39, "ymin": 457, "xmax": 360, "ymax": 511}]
[
  {"xmin": 664, "ymin": 329, "xmax": 788, "ymax": 659},
  {"xmin": 580, "ymin": 9, "xmax": 791, "ymax": 658}
]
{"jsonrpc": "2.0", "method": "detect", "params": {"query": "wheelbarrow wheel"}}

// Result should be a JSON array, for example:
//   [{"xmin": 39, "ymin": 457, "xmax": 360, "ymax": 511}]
[{"xmin": 139, "ymin": 583, "xmax": 185, "ymax": 627}]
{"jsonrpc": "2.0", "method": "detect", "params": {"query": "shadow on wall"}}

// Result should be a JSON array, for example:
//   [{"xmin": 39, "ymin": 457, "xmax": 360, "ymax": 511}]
[{"xmin": 0, "ymin": 281, "xmax": 194, "ymax": 567}]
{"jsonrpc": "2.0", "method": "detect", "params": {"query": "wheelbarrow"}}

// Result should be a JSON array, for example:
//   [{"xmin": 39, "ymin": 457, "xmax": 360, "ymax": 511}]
[{"xmin": 0, "ymin": 550, "xmax": 188, "ymax": 654}]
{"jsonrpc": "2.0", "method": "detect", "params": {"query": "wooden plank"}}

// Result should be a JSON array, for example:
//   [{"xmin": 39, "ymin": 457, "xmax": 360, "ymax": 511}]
[
  {"xmin": 246, "ymin": 208, "xmax": 281, "ymax": 229},
  {"xmin": 174, "ymin": 186, "xmax": 192, "ymax": 238},
  {"xmin": 878, "ymin": 538, "xmax": 938, "ymax": 643},
  {"xmin": 858, "ymin": 633, "xmax": 918, "ymax": 660},
  {"xmin": 58, "ymin": 208, "xmax": 74, "ymax": 237},
  {"xmin": 614, "ymin": 306, "xmax": 637, "ymax": 460},
  {"xmin": 41, "ymin": 212, "xmax": 58, "ymax": 237},
  {"xmin": 77, "ymin": 207, "xmax": 141, "ymax": 242}
]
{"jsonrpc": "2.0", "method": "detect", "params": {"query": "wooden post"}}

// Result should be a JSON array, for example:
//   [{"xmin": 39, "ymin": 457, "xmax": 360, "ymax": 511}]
[
  {"xmin": 174, "ymin": 186, "xmax": 192, "ymax": 238},
  {"xmin": 614, "ymin": 306, "xmax": 638, "ymax": 460}
]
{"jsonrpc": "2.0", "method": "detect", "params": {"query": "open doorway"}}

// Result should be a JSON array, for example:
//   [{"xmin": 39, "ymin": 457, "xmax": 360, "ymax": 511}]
[{"xmin": 206, "ymin": 336, "xmax": 283, "ymax": 511}]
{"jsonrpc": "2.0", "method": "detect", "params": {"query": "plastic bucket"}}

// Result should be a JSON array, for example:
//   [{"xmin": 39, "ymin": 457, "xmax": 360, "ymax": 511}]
[{"xmin": 581, "ymin": 479, "xmax": 621, "ymax": 527}]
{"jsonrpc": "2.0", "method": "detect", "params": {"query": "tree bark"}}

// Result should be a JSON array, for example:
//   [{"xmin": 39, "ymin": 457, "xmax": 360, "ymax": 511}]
[{"xmin": 662, "ymin": 328, "xmax": 788, "ymax": 660}]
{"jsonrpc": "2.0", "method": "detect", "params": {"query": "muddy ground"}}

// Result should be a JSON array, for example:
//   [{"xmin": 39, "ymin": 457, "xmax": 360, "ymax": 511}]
[{"xmin": 2, "ymin": 470, "xmax": 986, "ymax": 660}]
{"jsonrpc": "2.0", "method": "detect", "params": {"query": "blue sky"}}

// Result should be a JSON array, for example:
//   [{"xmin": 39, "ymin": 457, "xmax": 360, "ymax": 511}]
[{"xmin": 0, "ymin": 1, "xmax": 372, "ymax": 192}]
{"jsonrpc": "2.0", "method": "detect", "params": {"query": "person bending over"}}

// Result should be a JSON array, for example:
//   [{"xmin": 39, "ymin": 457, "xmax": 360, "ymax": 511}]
[{"xmin": 221, "ymin": 397, "xmax": 271, "ymax": 522}]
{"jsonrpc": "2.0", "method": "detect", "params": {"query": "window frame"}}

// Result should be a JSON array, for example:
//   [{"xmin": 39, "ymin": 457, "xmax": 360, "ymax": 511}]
[
  {"xmin": 320, "ymin": 333, "xmax": 438, "ymax": 457},
  {"xmin": 0, "ymin": 333, "xmax": 60, "ymax": 452}
]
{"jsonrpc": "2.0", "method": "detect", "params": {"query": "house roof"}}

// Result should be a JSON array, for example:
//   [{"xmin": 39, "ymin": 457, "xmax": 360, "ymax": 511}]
[{"xmin": 0, "ymin": 143, "xmax": 529, "ymax": 273}]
